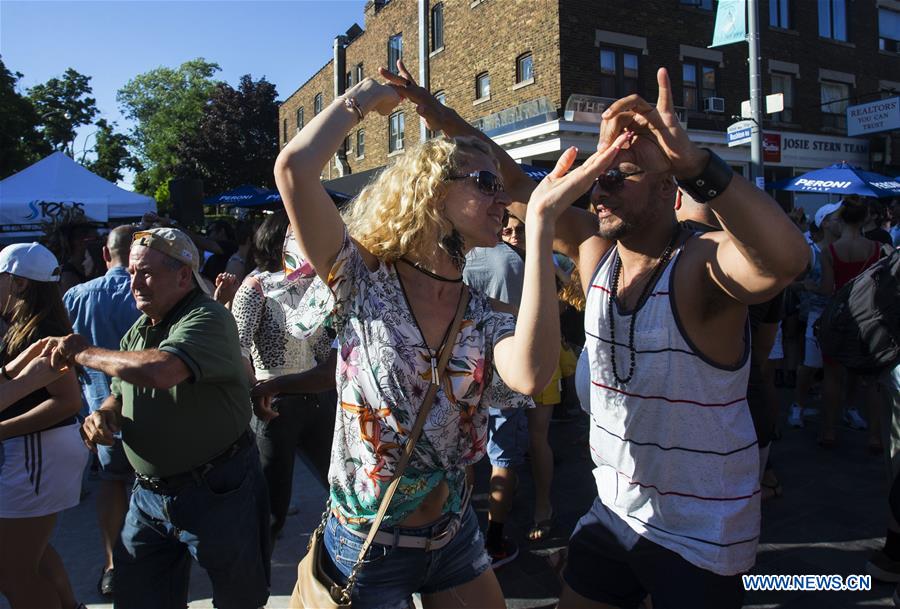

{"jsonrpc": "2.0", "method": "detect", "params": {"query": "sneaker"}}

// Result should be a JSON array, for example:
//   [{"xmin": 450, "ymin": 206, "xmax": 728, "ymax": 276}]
[
  {"xmin": 844, "ymin": 408, "xmax": 868, "ymax": 431},
  {"xmin": 486, "ymin": 537, "xmax": 519, "ymax": 569},
  {"xmin": 787, "ymin": 404, "xmax": 804, "ymax": 428},
  {"xmin": 868, "ymin": 550, "xmax": 900, "ymax": 583},
  {"xmin": 97, "ymin": 567, "xmax": 114, "ymax": 597}
]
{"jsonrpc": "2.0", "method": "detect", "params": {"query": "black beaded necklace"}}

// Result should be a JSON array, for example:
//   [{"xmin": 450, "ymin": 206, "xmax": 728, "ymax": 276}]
[
  {"xmin": 399, "ymin": 257, "xmax": 463, "ymax": 283},
  {"xmin": 607, "ymin": 228, "xmax": 680, "ymax": 386}
]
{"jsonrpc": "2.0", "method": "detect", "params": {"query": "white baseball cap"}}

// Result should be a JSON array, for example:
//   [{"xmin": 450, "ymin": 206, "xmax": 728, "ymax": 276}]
[
  {"xmin": 814, "ymin": 202, "xmax": 843, "ymax": 228},
  {"xmin": 0, "ymin": 243, "xmax": 61, "ymax": 283}
]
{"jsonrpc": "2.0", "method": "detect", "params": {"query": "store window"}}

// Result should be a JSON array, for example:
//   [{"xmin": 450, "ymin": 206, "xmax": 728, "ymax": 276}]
[
  {"xmin": 818, "ymin": 0, "xmax": 848, "ymax": 41},
  {"xmin": 476, "ymin": 72, "xmax": 491, "ymax": 100},
  {"xmin": 599, "ymin": 47, "xmax": 639, "ymax": 98},
  {"xmin": 682, "ymin": 61, "xmax": 716, "ymax": 111},
  {"xmin": 770, "ymin": 72, "xmax": 794, "ymax": 123},
  {"xmin": 388, "ymin": 34, "xmax": 403, "ymax": 73},
  {"xmin": 389, "ymin": 111, "xmax": 404, "ymax": 152},
  {"xmin": 516, "ymin": 53, "xmax": 534, "ymax": 84},
  {"xmin": 820, "ymin": 80, "xmax": 849, "ymax": 130},
  {"xmin": 769, "ymin": 0, "xmax": 793, "ymax": 29},
  {"xmin": 431, "ymin": 3, "xmax": 444, "ymax": 52}
]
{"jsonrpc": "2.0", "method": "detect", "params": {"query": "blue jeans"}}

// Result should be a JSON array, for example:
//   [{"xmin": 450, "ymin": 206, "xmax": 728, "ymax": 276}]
[
  {"xmin": 112, "ymin": 442, "xmax": 271, "ymax": 609},
  {"xmin": 486, "ymin": 407, "xmax": 528, "ymax": 468},
  {"xmin": 322, "ymin": 505, "xmax": 491, "ymax": 609}
]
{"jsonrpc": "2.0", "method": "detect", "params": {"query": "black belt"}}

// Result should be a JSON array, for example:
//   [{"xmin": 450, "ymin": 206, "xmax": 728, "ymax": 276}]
[{"xmin": 135, "ymin": 430, "xmax": 254, "ymax": 495}]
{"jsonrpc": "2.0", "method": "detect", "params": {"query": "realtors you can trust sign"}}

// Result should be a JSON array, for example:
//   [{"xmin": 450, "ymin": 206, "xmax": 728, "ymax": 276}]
[{"xmin": 846, "ymin": 97, "xmax": 899, "ymax": 137}]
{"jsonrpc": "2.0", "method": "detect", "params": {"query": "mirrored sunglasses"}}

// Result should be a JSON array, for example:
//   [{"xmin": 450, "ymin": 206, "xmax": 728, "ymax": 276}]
[
  {"xmin": 448, "ymin": 170, "xmax": 505, "ymax": 195},
  {"xmin": 594, "ymin": 168, "xmax": 645, "ymax": 193}
]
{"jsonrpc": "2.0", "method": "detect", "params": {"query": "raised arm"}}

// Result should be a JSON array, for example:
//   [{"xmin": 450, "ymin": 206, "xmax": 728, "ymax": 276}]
[
  {"xmin": 382, "ymin": 62, "xmax": 606, "ymax": 266},
  {"xmin": 0, "ymin": 370, "xmax": 81, "ymax": 440},
  {"xmin": 274, "ymin": 79, "xmax": 401, "ymax": 281},
  {"xmin": 599, "ymin": 68, "xmax": 809, "ymax": 303},
  {"xmin": 493, "ymin": 135, "xmax": 631, "ymax": 394}
]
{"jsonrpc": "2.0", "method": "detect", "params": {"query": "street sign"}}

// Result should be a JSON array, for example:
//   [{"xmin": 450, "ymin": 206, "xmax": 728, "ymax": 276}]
[{"xmin": 727, "ymin": 120, "xmax": 755, "ymax": 147}]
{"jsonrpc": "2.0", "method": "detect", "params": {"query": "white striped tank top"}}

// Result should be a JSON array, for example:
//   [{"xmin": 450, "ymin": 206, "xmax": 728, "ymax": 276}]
[{"xmin": 584, "ymin": 238, "xmax": 760, "ymax": 576}]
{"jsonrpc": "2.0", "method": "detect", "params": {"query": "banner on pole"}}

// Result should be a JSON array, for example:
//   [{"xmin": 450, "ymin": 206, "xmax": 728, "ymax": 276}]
[{"xmin": 710, "ymin": 0, "xmax": 746, "ymax": 48}]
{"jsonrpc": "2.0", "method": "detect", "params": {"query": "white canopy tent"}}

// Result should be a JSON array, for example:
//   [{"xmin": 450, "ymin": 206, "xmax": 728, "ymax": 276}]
[{"xmin": 0, "ymin": 152, "xmax": 155, "ymax": 229}]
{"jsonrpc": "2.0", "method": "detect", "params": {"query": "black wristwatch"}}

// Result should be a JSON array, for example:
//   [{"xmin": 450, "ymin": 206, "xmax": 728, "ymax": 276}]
[{"xmin": 676, "ymin": 149, "xmax": 734, "ymax": 203}]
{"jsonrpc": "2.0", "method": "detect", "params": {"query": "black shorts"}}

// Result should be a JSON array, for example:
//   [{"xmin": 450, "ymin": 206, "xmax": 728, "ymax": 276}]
[{"xmin": 563, "ymin": 498, "xmax": 745, "ymax": 609}]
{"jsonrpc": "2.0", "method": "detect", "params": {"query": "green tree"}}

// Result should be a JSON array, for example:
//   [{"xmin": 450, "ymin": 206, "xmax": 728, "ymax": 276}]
[
  {"xmin": 84, "ymin": 119, "xmax": 138, "ymax": 183},
  {"xmin": 0, "ymin": 58, "xmax": 51, "ymax": 178},
  {"xmin": 117, "ymin": 58, "xmax": 221, "ymax": 197},
  {"xmin": 176, "ymin": 75, "xmax": 279, "ymax": 194},
  {"xmin": 28, "ymin": 68, "xmax": 99, "ymax": 155}
]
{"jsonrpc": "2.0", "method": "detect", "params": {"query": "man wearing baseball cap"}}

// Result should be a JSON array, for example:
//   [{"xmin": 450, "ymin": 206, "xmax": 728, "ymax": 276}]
[{"xmin": 48, "ymin": 227, "xmax": 270, "ymax": 609}]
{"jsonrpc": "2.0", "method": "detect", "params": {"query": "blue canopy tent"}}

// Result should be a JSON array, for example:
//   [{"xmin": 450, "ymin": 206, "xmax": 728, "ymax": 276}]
[
  {"xmin": 768, "ymin": 162, "xmax": 900, "ymax": 198},
  {"xmin": 206, "ymin": 186, "xmax": 351, "ymax": 209}
]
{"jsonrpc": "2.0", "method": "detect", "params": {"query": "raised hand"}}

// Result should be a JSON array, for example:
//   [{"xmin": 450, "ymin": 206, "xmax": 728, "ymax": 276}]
[
  {"xmin": 526, "ymin": 132, "xmax": 633, "ymax": 224},
  {"xmin": 355, "ymin": 77, "xmax": 403, "ymax": 117},
  {"xmin": 379, "ymin": 59, "xmax": 453, "ymax": 134},
  {"xmin": 598, "ymin": 67, "xmax": 707, "ymax": 178},
  {"xmin": 214, "ymin": 272, "xmax": 239, "ymax": 305}
]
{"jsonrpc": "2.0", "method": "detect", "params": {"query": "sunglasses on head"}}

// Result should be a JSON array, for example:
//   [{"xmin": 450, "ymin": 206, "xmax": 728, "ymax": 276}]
[
  {"xmin": 593, "ymin": 168, "xmax": 645, "ymax": 193},
  {"xmin": 447, "ymin": 170, "xmax": 505, "ymax": 195}
]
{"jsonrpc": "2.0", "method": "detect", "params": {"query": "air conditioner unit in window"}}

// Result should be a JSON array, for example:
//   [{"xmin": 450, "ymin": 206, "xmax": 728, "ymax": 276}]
[{"xmin": 703, "ymin": 97, "xmax": 725, "ymax": 113}]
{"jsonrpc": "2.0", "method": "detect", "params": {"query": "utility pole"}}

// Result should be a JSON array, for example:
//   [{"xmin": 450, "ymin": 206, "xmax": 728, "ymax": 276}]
[{"xmin": 747, "ymin": 0, "xmax": 764, "ymax": 187}]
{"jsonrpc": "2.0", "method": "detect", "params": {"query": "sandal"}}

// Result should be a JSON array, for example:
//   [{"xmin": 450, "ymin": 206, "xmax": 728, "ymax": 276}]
[
  {"xmin": 528, "ymin": 509, "xmax": 554, "ymax": 541},
  {"xmin": 761, "ymin": 470, "xmax": 783, "ymax": 501}
]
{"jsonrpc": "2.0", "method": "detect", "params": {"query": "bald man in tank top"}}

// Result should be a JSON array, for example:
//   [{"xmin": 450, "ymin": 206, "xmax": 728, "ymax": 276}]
[{"xmin": 544, "ymin": 69, "xmax": 809, "ymax": 609}]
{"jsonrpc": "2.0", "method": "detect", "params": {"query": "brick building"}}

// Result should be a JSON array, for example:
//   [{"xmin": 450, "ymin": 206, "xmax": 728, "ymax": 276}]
[{"xmin": 279, "ymin": 0, "xmax": 899, "ymax": 211}]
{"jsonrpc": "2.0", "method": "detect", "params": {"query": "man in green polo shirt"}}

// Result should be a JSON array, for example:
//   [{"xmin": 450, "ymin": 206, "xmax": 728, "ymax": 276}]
[{"xmin": 50, "ymin": 227, "xmax": 270, "ymax": 609}]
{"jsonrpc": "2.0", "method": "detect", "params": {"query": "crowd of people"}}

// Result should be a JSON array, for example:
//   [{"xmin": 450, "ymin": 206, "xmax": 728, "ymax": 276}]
[{"xmin": 0, "ymin": 59, "xmax": 898, "ymax": 609}]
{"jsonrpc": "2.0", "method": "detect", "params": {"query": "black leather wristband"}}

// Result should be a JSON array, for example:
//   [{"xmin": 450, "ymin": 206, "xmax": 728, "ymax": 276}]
[{"xmin": 675, "ymin": 148, "xmax": 734, "ymax": 203}]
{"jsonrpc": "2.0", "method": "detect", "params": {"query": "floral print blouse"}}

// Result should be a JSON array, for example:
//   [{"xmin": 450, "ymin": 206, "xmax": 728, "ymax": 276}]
[{"xmin": 283, "ymin": 229, "xmax": 532, "ymax": 528}]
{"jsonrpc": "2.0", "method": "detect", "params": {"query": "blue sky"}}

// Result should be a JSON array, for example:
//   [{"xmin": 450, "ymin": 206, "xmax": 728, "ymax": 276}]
[{"xmin": 1, "ymin": 0, "xmax": 367, "ymax": 184}]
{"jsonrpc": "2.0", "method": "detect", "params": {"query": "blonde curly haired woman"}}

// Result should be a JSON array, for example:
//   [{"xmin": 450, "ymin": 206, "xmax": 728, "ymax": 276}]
[{"xmin": 275, "ymin": 64, "xmax": 629, "ymax": 609}]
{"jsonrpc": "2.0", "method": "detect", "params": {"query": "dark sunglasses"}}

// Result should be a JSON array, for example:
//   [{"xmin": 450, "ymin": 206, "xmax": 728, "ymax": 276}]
[
  {"xmin": 594, "ymin": 168, "xmax": 645, "ymax": 193},
  {"xmin": 448, "ymin": 170, "xmax": 505, "ymax": 195}
]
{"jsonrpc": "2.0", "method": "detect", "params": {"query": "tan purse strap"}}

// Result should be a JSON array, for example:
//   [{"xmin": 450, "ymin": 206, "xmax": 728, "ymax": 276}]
[{"xmin": 353, "ymin": 286, "xmax": 470, "ymax": 562}]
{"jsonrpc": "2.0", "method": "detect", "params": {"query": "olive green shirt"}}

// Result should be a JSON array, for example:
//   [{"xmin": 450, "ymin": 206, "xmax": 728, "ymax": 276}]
[{"xmin": 110, "ymin": 289, "xmax": 250, "ymax": 477}]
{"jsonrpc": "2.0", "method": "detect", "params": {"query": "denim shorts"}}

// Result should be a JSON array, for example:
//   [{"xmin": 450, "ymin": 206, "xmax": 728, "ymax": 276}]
[
  {"xmin": 96, "ymin": 435, "xmax": 134, "ymax": 481},
  {"xmin": 322, "ymin": 504, "xmax": 491, "ymax": 609},
  {"xmin": 486, "ymin": 407, "xmax": 527, "ymax": 469},
  {"xmin": 563, "ymin": 498, "xmax": 744, "ymax": 609}
]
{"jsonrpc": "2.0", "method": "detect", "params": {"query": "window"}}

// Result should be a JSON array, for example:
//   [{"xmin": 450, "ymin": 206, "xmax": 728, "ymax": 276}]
[
  {"xmin": 314, "ymin": 93, "xmax": 323, "ymax": 115},
  {"xmin": 427, "ymin": 91, "xmax": 446, "ymax": 139},
  {"xmin": 431, "ymin": 3, "xmax": 444, "ymax": 52},
  {"xmin": 476, "ymin": 72, "xmax": 490, "ymax": 100},
  {"xmin": 599, "ymin": 47, "xmax": 639, "ymax": 98},
  {"xmin": 680, "ymin": 0, "xmax": 712, "ymax": 9},
  {"xmin": 821, "ymin": 80, "xmax": 849, "ymax": 129},
  {"xmin": 769, "ymin": 0, "xmax": 793, "ymax": 29},
  {"xmin": 682, "ymin": 61, "xmax": 716, "ymax": 111},
  {"xmin": 818, "ymin": 0, "xmax": 848, "ymax": 41},
  {"xmin": 516, "ymin": 53, "xmax": 534, "ymax": 84},
  {"xmin": 879, "ymin": 9, "xmax": 900, "ymax": 53},
  {"xmin": 388, "ymin": 34, "xmax": 403, "ymax": 73},
  {"xmin": 770, "ymin": 72, "xmax": 794, "ymax": 123},
  {"xmin": 389, "ymin": 112, "xmax": 404, "ymax": 152},
  {"xmin": 346, "ymin": 71, "xmax": 353, "ymax": 89},
  {"xmin": 355, "ymin": 63, "xmax": 364, "ymax": 82},
  {"xmin": 356, "ymin": 129, "xmax": 365, "ymax": 157},
  {"xmin": 296, "ymin": 107, "xmax": 304, "ymax": 132},
  {"xmin": 282, "ymin": 119, "xmax": 288, "ymax": 144}
]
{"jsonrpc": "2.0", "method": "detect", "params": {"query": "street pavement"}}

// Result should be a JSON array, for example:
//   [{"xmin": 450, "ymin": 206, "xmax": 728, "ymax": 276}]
[{"xmin": 2, "ymin": 386, "xmax": 894, "ymax": 609}]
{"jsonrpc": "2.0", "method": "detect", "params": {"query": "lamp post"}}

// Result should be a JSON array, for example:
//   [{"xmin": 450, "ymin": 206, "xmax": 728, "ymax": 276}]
[{"xmin": 747, "ymin": 0, "xmax": 764, "ymax": 187}]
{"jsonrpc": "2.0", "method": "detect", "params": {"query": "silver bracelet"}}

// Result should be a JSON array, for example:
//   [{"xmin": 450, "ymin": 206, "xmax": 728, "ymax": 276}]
[{"xmin": 343, "ymin": 96, "xmax": 364, "ymax": 123}]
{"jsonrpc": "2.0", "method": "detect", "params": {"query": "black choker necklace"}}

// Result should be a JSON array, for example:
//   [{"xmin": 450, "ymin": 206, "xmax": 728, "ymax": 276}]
[
  {"xmin": 607, "ymin": 227, "xmax": 680, "ymax": 386},
  {"xmin": 399, "ymin": 258, "xmax": 463, "ymax": 283}
]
